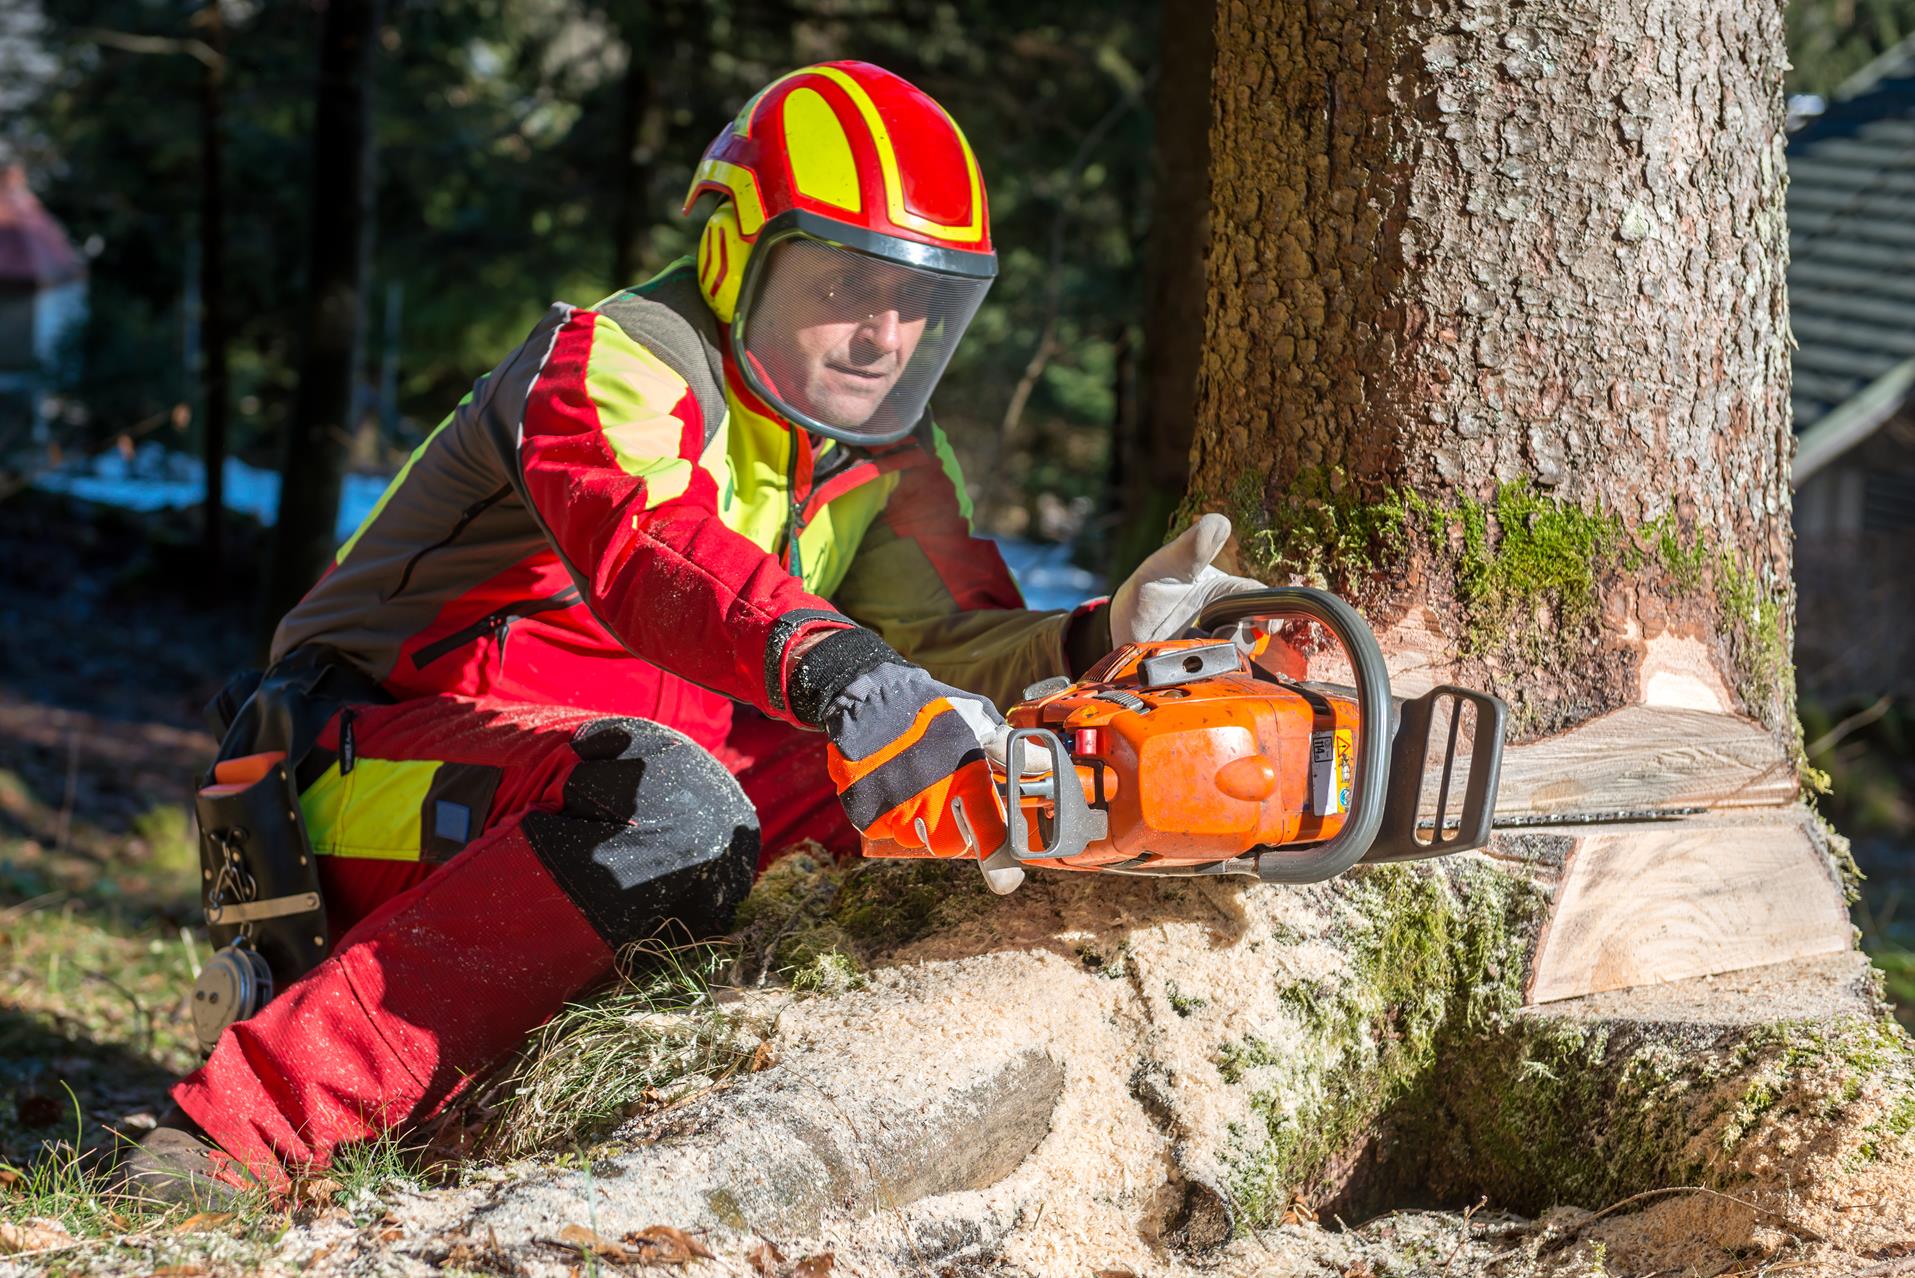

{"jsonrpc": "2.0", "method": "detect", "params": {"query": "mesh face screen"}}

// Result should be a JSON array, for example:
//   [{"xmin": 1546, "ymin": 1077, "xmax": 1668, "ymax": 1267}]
[{"xmin": 736, "ymin": 236, "xmax": 991, "ymax": 443}]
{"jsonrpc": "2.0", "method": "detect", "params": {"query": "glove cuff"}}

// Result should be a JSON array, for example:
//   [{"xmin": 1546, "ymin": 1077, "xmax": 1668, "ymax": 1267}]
[{"xmin": 786, "ymin": 626, "xmax": 906, "ymax": 730}]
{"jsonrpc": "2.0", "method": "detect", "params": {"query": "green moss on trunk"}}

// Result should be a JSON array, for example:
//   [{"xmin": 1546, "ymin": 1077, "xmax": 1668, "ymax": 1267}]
[
  {"xmin": 1211, "ymin": 856, "xmax": 1915, "ymax": 1225},
  {"xmin": 1221, "ymin": 474, "xmax": 1792, "ymax": 728},
  {"xmin": 1218, "ymin": 859, "xmax": 1546, "ymax": 1220}
]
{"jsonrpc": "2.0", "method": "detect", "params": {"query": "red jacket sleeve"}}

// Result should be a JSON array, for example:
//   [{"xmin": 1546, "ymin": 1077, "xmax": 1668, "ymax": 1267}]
[{"xmin": 514, "ymin": 305, "xmax": 848, "ymax": 720}]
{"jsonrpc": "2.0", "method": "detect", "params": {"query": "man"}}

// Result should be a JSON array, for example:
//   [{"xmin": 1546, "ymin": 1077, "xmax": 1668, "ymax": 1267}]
[{"xmin": 121, "ymin": 60, "xmax": 1258, "ymax": 1201}]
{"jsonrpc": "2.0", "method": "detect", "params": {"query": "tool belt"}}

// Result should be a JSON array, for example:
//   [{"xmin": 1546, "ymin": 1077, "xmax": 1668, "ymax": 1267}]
[{"xmin": 189, "ymin": 646, "xmax": 390, "ymax": 1054}]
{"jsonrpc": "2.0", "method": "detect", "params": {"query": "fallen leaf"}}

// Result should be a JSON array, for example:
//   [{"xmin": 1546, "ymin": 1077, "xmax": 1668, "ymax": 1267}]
[
  {"xmin": 0, "ymin": 1167, "xmax": 21, "ymax": 1193},
  {"xmin": 1342, "ymin": 1262, "xmax": 1376, "ymax": 1278},
  {"xmin": 1094, "ymin": 1270, "xmax": 1138, "ymax": 1278},
  {"xmin": 152, "ymin": 1266, "xmax": 209, "ymax": 1277},
  {"xmin": 105, "ymin": 1211, "xmax": 132, "ymax": 1231},
  {"xmin": 172, "ymin": 1211, "xmax": 235, "ymax": 1233},
  {"xmin": 298, "ymin": 1176, "xmax": 343, "ymax": 1208},
  {"xmin": 0, "ymin": 1218, "xmax": 76, "ymax": 1253},
  {"xmin": 377, "ymin": 1226, "xmax": 404, "ymax": 1243},
  {"xmin": 790, "ymin": 1252, "xmax": 835, "ymax": 1277},
  {"xmin": 749, "ymin": 1041, "xmax": 776, "ymax": 1072},
  {"xmin": 624, "ymin": 1224, "xmax": 715, "ymax": 1264},
  {"xmin": 557, "ymin": 1223, "xmax": 633, "ymax": 1263},
  {"xmin": 305, "ymin": 1244, "xmax": 336, "ymax": 1265},
  {"xmin": 747, "ymin": 1238, "xmax": 787, "ymax": 1276}
]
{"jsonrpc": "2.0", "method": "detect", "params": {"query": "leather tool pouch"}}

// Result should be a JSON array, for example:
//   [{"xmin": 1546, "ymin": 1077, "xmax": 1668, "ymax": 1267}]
[
  {"xmin": 189, "ymin": 646, "xmax": 390, "ymax": 1054},
  {"xmin": 192, "ymin": 753, "xmax": 328, "ymax": 1053}
]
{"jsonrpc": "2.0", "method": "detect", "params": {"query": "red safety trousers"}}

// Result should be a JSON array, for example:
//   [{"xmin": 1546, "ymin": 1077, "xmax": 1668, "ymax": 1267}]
[{"xmin": 171, "ymin": 694, "xmax": 855, "ymax": 1193}]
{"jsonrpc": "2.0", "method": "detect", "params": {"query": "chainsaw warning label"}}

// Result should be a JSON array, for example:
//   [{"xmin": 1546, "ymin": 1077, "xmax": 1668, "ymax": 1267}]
[{"xmin": 1310, "ymin": 728, "xmax": 1354, "ymax": 816}]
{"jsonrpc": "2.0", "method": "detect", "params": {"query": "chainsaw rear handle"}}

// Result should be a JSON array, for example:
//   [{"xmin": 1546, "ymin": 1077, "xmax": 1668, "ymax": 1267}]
[{"xmin": 1192, "ymin": 587, "xmax": 1392, "ymax": 884}]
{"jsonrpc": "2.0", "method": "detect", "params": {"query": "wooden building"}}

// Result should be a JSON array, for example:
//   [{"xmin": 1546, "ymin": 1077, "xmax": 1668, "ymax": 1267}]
[{"xmin": 1788, "ymin": 38, "xmax": 1915, "ymax": 701}]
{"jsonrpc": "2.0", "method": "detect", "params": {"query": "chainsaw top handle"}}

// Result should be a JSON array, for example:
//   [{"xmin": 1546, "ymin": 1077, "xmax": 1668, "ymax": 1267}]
[{"xmin": 1191, "ymin": 587, "xmax": 1393, "ymax": 884}]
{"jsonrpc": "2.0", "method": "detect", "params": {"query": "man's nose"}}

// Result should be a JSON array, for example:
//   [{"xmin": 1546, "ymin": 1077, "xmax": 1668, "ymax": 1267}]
[{"xmin": 859, "ymin": 309, "xmax": 903, "ymax": 353}]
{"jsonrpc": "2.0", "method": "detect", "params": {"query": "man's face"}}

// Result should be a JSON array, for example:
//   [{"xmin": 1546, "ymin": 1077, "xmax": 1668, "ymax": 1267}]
[{"xmin": 748, "ymin": 241, "xmax": 931, "ymax": 429}]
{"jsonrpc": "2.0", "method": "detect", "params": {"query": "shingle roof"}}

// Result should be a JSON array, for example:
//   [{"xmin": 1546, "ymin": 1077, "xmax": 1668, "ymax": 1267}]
[
  {"xmin": 0, "ymin": 165, "xmax": 83, "ymax": 288},
  {"xmin": 1787, "ymin": 36, "xmax": 1915, "ymax": 450}
]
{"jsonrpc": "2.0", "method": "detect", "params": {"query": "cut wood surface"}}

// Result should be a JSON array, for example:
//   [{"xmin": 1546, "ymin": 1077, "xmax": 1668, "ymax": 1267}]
[
  {"xmin": 1492, "ymin": 705, "xmax": 1796, "ymax": 818},
  {"xmin": 1524, "ymin": 808, "xmax": 1851, "ymax": 1005},
  {"xmin": 1404, "ymin": 703, "xmax": 1797, "ymax": 821}
]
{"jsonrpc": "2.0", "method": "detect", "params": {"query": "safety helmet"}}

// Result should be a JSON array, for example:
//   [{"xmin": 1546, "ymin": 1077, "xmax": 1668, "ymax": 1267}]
[{"xmin": 684, "ymin": 61, "xmax": 996, "ymax": 446}]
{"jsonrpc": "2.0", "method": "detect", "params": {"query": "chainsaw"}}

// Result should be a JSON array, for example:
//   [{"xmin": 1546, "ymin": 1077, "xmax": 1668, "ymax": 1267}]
[{"xmin": 863, "ymin": 587, "xmax": 1509, "ymax": 895}]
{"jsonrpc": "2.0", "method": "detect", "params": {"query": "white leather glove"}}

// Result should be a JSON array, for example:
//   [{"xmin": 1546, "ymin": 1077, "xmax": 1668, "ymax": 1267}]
[{"xmin": 1108, "ymin": 513, "xmax": 1265, "ymax": 646}]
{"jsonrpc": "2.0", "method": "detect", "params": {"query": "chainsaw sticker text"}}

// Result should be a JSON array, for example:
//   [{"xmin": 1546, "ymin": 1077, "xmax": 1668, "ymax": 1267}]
[{"xmin": 1310, "ymin": 728, "xmax": 1354, "ymax": 816}]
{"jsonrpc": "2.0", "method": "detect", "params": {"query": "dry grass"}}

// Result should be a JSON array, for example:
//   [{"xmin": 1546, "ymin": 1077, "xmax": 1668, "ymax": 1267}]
[{"xmin": 476, "ymin": 939, "xmax": 766, "ymax": 1160}]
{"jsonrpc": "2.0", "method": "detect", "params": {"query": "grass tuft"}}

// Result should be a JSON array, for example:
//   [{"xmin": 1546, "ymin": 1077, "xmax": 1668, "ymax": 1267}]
[{"xmin": 482, "ymin": 939, "xmax": 760, "ymax": 1159}]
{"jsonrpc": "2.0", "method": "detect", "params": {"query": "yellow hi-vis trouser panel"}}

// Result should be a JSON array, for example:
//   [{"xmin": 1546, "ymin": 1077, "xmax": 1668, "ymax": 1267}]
[{"xmin": 299, "ymin": 757, "xmax": 440, "ymax": 862}]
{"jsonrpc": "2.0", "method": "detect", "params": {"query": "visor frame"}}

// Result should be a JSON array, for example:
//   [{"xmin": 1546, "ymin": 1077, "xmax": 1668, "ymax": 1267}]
[{"xmin": 730, "ymin": 208, "xmax": 996, "ymax": 446}]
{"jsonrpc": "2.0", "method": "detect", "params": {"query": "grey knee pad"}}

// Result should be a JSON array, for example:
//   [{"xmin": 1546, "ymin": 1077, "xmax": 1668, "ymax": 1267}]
[{"xmin": 523, "ymin": 717, "xmax": 759, "ymax": 948}]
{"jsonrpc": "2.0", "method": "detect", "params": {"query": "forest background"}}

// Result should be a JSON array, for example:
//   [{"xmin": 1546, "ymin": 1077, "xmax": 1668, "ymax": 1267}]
[{"xmin": 0, "ymin": 0, "xmax": 1913, "ymax": 1125}]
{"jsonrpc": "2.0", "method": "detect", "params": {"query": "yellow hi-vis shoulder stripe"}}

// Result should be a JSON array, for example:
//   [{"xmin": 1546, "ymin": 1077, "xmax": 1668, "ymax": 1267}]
[
  {"xmin": 586, "ymin": 315, "xmax": 701, "ymax": 506},
  {"xmin": 335, "ymin": 391, "xmax": 471, "ymax": 565}
]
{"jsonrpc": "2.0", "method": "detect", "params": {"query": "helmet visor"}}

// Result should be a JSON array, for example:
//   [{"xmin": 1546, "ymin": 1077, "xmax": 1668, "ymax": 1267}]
[{"xmin": 735, "ymin": 234, "xmax": 992, "ymax": 444}]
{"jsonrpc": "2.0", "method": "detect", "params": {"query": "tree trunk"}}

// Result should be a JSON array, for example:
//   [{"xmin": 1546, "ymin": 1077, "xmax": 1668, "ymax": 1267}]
[
  {"xmin": 1188, "ymin": 0, "xmax": 1796, "ymax": 743},
  {"xmin": 262, "ymin": 0, "xmax": 379, "ymax": 645},
  {"xmin": 196, "ymin": 3, "xmax": 228, "ymax": 588}
]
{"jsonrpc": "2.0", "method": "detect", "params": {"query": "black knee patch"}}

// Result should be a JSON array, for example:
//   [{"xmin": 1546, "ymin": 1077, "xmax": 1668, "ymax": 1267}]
[{"xmin": 523, "ymin": 718, "xmax": 758, "ymax": 948}]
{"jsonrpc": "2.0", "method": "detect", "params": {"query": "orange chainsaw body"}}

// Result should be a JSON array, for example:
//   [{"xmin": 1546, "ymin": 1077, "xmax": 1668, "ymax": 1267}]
[
  {"xmin": 857, "ymin": 586, "xmax": 1508, "ymax": 888},
  {"xmin": 1002, "ymin": 637, "xmax": 1359, "ymax": 872}
]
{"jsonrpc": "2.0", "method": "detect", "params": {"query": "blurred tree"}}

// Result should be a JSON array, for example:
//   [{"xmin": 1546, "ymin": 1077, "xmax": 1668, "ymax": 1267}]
[
  {"xmin": 1787, "ymin": 0, "xmax": 1915, "ymax": 96},
  {"xmin": 263, "ymin": 0, "xmax": 381, "ymax": 640},
  {"xmin": 194, "ymin": 3, "xmax": 229, "ymax": 583},
  {"xmin": 1110, "ymin": 0, "xmax": 1211, "ymax": 581}
]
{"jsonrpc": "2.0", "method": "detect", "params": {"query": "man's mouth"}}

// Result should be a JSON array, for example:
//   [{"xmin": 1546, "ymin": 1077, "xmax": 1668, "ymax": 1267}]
[{"xmin": 827, "ymin": 362, "xmax": 889, "ymax": 383}]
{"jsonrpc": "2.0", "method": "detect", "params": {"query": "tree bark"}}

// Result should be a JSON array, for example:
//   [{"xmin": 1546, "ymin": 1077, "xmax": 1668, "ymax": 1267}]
[
  {"xmin": 262, "ymin": 0, "xmax": 379, "ymax": 645},
  {"xmin": 1187, "ymin": 0, "xmax": 1796, "ymax": 740}
]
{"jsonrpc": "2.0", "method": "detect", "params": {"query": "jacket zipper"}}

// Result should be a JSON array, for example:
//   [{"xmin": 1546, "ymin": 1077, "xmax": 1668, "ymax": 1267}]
[
  {"xmin": 782, "ymin": 435, "xmax": 809, "ymax": 583},
  {"xmin": 409, "ymin": 586, "xmax": 582, "ymax": 670}
]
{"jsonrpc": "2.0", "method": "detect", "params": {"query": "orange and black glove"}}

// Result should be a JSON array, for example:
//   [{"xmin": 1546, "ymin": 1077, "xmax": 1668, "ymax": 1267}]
[{"xmin": 788, "ymin": 626, "xmax": 1007, "ymax": 858}]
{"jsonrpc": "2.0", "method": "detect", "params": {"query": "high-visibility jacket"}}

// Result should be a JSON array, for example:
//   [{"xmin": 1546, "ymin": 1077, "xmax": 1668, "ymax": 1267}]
[{"xmin": 271, "ymin": 260, "xmax": 1076, "ymax": 750}]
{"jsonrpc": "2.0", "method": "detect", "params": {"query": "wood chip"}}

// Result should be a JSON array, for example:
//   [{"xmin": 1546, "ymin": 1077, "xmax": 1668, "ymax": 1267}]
[{"xmin": 749, "ymin": 1041, "xmax": 776, "ymax": 1072}]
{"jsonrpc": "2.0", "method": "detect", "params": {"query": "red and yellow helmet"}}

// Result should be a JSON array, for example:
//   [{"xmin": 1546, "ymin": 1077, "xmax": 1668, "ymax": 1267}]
[{"xmin": 684, "ymin": 61, "xmax": 997, "ymax": 445}]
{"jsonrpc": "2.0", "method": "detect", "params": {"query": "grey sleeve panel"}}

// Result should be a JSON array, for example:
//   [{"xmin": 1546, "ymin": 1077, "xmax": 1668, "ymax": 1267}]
[
  {"xmin": 596, "ymin": 266, "xmax": 728, "ymax": 448},
  {"xmin": 270, "ymin": 306, "xmax": 571, "ymax": 678}
]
